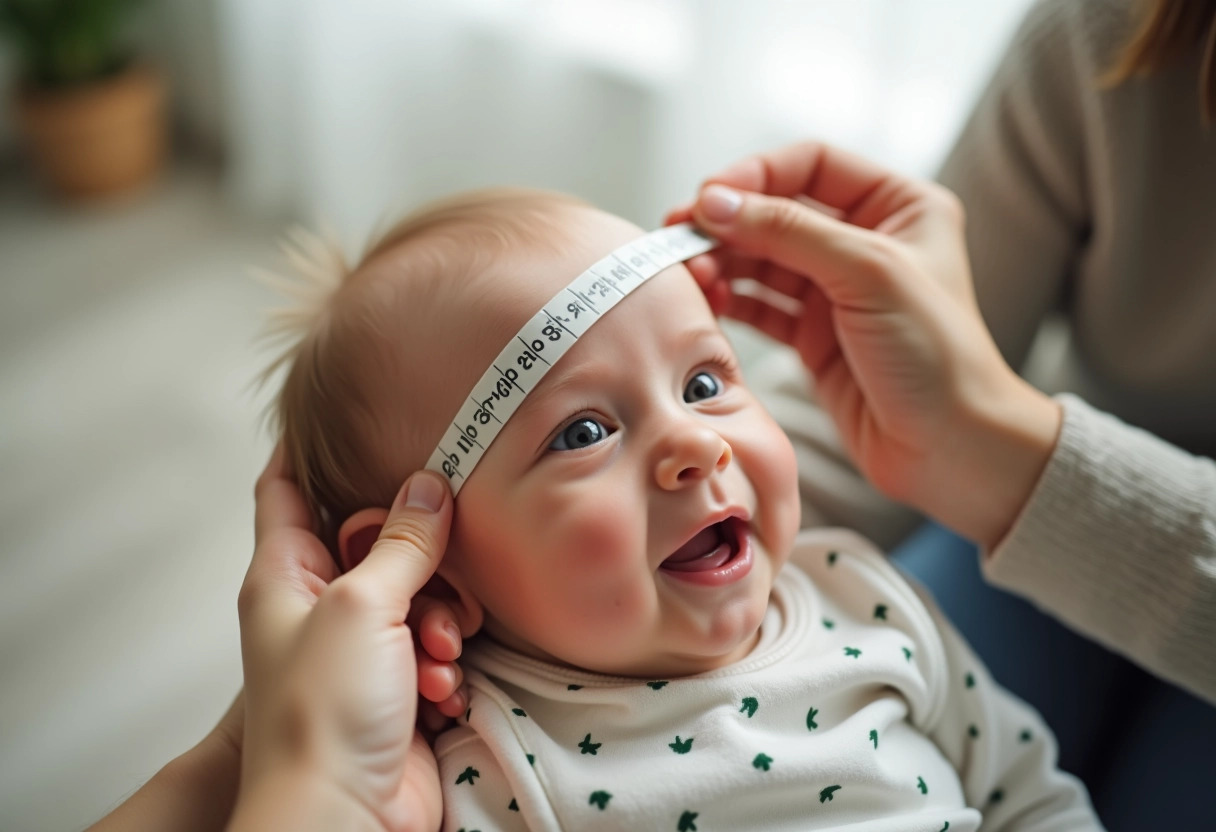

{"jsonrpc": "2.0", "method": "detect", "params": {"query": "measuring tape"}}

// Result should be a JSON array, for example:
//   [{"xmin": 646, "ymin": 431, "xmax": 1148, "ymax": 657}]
[{"xmin": 424, "ymin": 222, "xmax": 717, "ymax": 495}]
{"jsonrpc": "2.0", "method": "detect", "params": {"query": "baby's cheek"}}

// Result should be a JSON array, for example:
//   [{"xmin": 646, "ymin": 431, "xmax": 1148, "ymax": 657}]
[
  {"xmin": 749, "ymin": 420, "xmax": 802, "ymax": 553},
  {"xmin": 564, "ymin": 511, "xmax": 636, "ymax": 567},
  {"xmin": 549, "ymin": 505, "xmax": 653, "ymax": 619},
  {"xmin": 537, "ymin": 481, "xmax": 640, "ymax": 564}
]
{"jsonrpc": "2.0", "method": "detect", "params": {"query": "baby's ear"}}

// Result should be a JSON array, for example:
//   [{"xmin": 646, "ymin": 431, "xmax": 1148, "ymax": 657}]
[
  {"xmin": 337, "ymin": 507, "xmax": 390, "ymax": 572},
  {"xmin": 336, "ymin": 507, "xmax": 484, "ymax": 637}
]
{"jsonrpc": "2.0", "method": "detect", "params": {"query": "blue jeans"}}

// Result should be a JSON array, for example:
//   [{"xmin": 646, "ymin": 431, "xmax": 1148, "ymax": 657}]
[{"xmin": 891, "ymin": 522, "xmax": 1214, "ymax": 830}]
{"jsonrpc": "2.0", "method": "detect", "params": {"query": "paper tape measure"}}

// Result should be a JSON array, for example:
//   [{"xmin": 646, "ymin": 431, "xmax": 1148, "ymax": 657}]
[{"xmin": 424, "ymin": 222, "xmax": 717, "ymax": 495}]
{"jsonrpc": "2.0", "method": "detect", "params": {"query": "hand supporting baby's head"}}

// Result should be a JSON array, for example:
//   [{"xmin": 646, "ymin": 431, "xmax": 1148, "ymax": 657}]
[{"xmin": 264, "ymin": 188, "xmax": 801, "ymax": 680}]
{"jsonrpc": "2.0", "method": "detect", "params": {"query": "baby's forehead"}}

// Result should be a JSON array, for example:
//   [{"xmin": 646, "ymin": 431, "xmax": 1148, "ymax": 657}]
[
  {"xmin": 384, "ymin": 203, "xmax": 642, "ymax": 313},
  {"xmin": 350, "ymin": 204, "xmax": 648, "ymax": 467},
  {"xmin": 409, "ymin": 210, "xmax": 641, "ymax": 339}
]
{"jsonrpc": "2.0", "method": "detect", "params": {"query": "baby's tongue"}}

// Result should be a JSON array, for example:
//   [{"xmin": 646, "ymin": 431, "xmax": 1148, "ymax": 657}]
[{"xmin": 664, "ymin": 525, "xmax": 721, "ymax": 565}]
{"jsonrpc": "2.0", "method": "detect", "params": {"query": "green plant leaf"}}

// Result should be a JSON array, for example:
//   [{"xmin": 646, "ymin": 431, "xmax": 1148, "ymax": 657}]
[{"xmin": 0, "ymin": 0, "xmax": 146, "ymax": 86}]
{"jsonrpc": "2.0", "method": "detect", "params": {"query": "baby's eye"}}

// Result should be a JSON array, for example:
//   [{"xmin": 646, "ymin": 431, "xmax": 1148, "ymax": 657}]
[
  {"xmin": 684, "ymin": 371, "xmax": 723, "ymax": 403},
  {"xmin": 548, "ymin": 418, "xmax": 611, "ymax": 451}
]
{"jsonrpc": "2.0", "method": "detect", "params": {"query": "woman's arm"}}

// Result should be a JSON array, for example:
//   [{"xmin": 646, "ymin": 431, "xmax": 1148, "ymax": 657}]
[
  {"xmin": 677, "ymin": 141, "xmax": 1216, "ymax": 704},
  {"xmin": 985, "ymin": 395, "xmax": 1216, "ymax": 705}
]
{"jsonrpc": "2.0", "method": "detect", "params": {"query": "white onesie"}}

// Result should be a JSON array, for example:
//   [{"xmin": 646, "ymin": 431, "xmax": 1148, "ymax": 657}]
[{"xmin": 436, "ymin": 528, "xmax": 1100, "ymax": 831}]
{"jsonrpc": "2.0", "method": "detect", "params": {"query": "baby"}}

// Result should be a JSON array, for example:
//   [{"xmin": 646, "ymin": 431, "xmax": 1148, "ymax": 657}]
[{"xmin": 265, "ymin": 189, "xmax": 1100, "ymax": 831}]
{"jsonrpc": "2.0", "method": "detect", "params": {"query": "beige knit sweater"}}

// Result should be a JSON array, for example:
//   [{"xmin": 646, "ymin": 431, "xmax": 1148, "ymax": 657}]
[{"xmin": 752, "ymin": 0, "xmax": 1216, "ymax": 704}]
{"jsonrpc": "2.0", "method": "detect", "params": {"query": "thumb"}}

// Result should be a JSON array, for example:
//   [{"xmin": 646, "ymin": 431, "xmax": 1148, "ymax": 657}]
[
  {"xmin": 346, "ymin": 470, "xmax": 454, "ymax": 623},
  {"xmin": 692, "ymin": 184, "xmax": 904, "ymax": 313}
]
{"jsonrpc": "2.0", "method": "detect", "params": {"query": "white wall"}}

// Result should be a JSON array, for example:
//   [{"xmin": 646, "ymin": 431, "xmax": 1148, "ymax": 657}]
[
  {"xmin": 217, "ymin": 0, "xmax": 1036, "ymax": 245},
  {"xmin": 4, "ymin": 0, "xmax": 1035, "ymax": 224}
]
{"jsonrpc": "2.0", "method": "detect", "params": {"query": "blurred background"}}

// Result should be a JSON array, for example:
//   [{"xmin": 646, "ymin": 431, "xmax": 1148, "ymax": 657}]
[{"xmin": 0, "ymin": 0, "xmax": 1035, "ymax": 828}]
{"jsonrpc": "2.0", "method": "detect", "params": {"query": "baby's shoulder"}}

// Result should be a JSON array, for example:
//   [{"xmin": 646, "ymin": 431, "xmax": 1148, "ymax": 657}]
[
  {"xmin": 785, "ymin": 526, "xmax": 896, "ymax": 584},
  {"xmin": 782, "ymin": 527, "xmax": 953, "ymax": 722},
  {"xmin": 784, "ymin": 527, "xmax": 929, "ymax": 617}
]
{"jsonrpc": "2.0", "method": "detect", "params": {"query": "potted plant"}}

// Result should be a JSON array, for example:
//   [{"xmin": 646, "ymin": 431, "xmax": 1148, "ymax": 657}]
[{"xmin": 1, "ymin": 0, "xmax": 166, "ymax": 198}]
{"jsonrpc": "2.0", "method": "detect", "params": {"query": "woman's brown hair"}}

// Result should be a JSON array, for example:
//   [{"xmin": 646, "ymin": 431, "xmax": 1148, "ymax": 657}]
[{"xmin": 1101, "ymin": 0, "xmax": 1216, "ymax": 123}]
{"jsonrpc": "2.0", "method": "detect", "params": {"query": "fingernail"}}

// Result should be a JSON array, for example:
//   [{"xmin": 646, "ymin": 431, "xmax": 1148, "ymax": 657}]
[
  {"xmin": 699, "ymin": 184, "xmax": 742, "ymax": 223},
  {"xmin": 444, "ymin": 621, "xmax": 462, "ymax": 651},
  {"xmin": 400, "ymin": 471, "xmax": 445, "ymax": 512}
]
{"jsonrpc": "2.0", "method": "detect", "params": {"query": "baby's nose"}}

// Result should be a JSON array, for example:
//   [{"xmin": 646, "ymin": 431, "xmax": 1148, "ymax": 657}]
[{"xmin": 654, "ymin": 424, "xmax": 732, "ymax": 489}]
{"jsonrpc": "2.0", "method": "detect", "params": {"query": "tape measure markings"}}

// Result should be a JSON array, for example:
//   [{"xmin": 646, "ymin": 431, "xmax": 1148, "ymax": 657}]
[
  {"xmin": 425, "ymin": 223, "xmax": 716, "ymax": 493},
  {"xmin": 469, "ymin": 390, "xmax": 505, "ymax": 424},
  {"xmin": 545, "ymin": 306, "xmax": 580, "ymax": 338},
  {"xmin": 515, "ymin": 335, "xmax": 552, "ymax": 367}
]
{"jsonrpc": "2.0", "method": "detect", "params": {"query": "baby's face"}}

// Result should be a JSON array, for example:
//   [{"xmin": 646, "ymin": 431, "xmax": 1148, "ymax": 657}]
[{"xmin": 428, "ymin": 211, "xmax": 801, "ymax": 678}]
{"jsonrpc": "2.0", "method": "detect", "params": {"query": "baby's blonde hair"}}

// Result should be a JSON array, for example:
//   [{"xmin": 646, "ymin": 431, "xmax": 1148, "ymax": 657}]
[{"xmin": 260, "ymin": 188, "xmax": 590, "ymax": 547}]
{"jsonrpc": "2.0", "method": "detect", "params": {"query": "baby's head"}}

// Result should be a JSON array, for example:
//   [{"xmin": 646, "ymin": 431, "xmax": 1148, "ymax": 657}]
[{"xmin": 268, "ymin": 188, "xmax": 801, "ymax": 678}]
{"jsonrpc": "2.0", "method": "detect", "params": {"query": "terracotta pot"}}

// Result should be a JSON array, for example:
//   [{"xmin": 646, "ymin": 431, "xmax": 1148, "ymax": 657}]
[{"xmin": 14, "ymin": 65, "xmax": 168, "ymax": 199}]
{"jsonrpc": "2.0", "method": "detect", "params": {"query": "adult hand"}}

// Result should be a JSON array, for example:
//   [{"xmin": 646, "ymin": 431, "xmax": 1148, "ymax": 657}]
[
  {"xmin": 230, "ymin": 447, "xmax": 453, "ymax": 832},
  {"xmin": 668, "ymin": 142, "xmax": 1062, "ymax": 548}
]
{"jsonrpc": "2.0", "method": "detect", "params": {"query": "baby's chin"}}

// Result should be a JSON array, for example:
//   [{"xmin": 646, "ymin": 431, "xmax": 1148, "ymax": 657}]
[
  {"xmin": 595, "ymin": 629, "xmax": 766, "ymax": 679},
  {"xmin": 478, "ymin": 616, "xmax": 767, "ymax": 680}
]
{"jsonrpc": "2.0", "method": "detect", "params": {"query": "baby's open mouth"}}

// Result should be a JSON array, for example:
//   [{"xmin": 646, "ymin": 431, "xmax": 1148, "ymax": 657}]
[{"xmin": 661, "ymin": 516, "xmax": 744, "ymax": 572}]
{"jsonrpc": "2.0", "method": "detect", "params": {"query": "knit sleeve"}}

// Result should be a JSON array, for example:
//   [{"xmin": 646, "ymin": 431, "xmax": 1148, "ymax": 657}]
[
  {"xmin": 937, "ymin": 0, "xmax": 1117, "ymax": 371},
  {"xmin": 985, "ymin": 394, "xmax": 1216, "ymax": 705}
]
